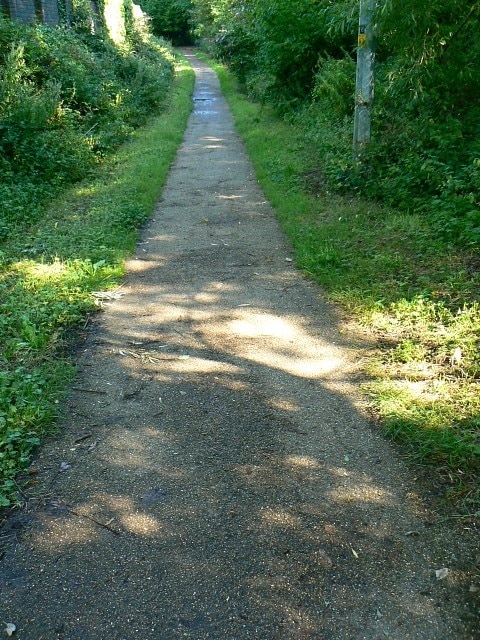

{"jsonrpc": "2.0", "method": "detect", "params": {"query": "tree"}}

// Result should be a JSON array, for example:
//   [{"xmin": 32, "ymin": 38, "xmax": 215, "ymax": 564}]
[{"xmin": 140, "ymin": 0, "xmax": 194, "ymax": 44}]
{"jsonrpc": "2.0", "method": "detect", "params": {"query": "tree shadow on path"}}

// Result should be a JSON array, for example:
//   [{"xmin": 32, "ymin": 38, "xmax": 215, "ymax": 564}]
[{"xmin": 0, "ymin": 51, "xmax": 477, "ymax": 640}]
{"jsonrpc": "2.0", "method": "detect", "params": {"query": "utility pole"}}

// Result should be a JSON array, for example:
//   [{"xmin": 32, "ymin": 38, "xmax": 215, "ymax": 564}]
[{"xmin": 353, "ymin": 0, "xmax": 375, "ymax": 160}]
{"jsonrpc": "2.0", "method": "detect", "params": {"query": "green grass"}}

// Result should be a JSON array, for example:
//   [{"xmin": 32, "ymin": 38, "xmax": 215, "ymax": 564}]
[
  {"xmin": 203, "ymin": 54, "xmax": 480, "ymax": 514},
  {"xmin": 0, "ymin": 53, "xmax": 194, "ymax": 506}
]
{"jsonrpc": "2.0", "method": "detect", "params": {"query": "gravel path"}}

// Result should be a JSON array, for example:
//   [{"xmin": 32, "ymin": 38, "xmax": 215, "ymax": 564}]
[{"xmin": 0, "ymin": 51, "xmax": 477, "ymax": 640}]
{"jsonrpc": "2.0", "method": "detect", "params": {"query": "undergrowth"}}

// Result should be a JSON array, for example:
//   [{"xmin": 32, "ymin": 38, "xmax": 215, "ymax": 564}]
[
  {"xmin": 0, "ymin": 14, "xmax": 174, "ymax": 240},
  {"xmin": 205, "ymin": 56, "xmax": 480, "ymax": 514}
]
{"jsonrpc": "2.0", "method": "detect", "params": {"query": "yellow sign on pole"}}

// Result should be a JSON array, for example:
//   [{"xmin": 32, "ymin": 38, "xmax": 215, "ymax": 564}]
[{"xmin": 353, "ymin": 0, "xmax": 375, "ymax": 159}]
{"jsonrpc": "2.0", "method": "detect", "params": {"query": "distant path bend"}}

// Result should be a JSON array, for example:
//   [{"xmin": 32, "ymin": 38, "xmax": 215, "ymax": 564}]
[{"xmin": 0, "ymin": 50, "xmax": 475, "ymax": 640}]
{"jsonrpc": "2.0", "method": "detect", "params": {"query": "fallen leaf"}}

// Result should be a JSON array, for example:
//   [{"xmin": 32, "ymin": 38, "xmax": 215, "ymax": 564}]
[
  {"xmin": 92, "ymin": 290, "xmax": 124, "ymax": 300},
  {"xmin": 351, "ymin": 548, "xmax": 359, "ymax": 558},
  {"xmin": 435, "ymin": 568, "xmax": 449, "ymax": 580},
  {"xmin": 450, "ymin": 347, "xmax": 462, "ymax": 366},
  {"xmin": 285, "ymin": 258, "xmax": 293, "ymax": 262},
  {"xmin": 5, "ymin": 623, "xmax": 16, "ymax": 636}
]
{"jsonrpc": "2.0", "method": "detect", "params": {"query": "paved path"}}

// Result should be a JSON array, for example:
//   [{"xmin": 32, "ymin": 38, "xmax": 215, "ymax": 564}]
[{"xmin": 0, "ymin": 51, "xmax": 476, "ymax": 640}]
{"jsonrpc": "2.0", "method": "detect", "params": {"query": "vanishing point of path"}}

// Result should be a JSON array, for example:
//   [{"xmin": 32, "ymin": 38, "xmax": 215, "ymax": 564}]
[{"xmin": 1, "ymin": 51, "xmax": 477, "ymax": 640}]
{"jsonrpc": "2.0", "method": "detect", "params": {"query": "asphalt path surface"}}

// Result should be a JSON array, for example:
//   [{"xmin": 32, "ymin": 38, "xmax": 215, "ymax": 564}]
[{"xmin": 0, "ymin": 51, "xmax": 477, "ymax": 640}]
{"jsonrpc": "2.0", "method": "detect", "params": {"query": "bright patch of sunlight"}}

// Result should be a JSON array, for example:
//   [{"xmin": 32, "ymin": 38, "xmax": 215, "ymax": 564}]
[
  {"xmin": 99, "ymin": 495, "xmax": 161, "ymax": 537},
  {"xmin": 74, "ymin": 184, "xmax": 98, "ymax": 197},
  {"xmin": 403, "ymin": 379, "xmax": 441, "ymax": 402},
  {"xmin": 268, "ymin": 397, "xmax": 299, "ymax": 412},
  {"xmin": 34, "ymin": 513, "xmax": 99, "ymax": 549},
  {"xmin": 214, "ymin": 376, "xmax": 250, "ymax": 392},
  {"xmin": 195, "ymin": 292, "xmax": 221, "ymax": 304},
  {"xmin": 15, "ymin": 259, "xmax": 67, "ymax": 280},
  {"xmin": 104, "ymin": 0, "xmax": 126, "ymax": 44},
  {"xmin": 127, "ymin": 258, "xmax": 165, "ymax": 273},
  {"xmin": 222, "ymin": 311, "xmax": 343, "ymax": 378},
  {"xmin": 261, "ymin": 507, "xmax": 300, "ymax": 528},
  {"xmin": 140, "ymin": 427, "xmax": 174, "ymax": 443},
  {"xmin": 284, "ymin": 455, "xmax": 320, "ymax": 469},
  {"xmin": 121, "ymin": 513, "xmax": 162, "ymax": 536},
  {"xmin": 239, "ymin": 346, "xmax": 341, "ymax": 378},
  {"xmin": 175, "ymin": 60, "xmax": 193, "ymax": 72},
  {"xmin": 327, "ymin": 479, "xmax": 394, "ymax": 505},
  {"xmin": 232, "ymin": 315, "xmax": 296, "ymax": 339},
  {"xmin": 172, "ymin": 357, "xmax": 243, "ymax": 375}
]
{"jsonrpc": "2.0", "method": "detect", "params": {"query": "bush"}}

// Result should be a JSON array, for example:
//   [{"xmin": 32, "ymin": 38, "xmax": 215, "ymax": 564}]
[
  {"xmin": 312, "ymin": 54, "xmax": 355, "ymax": 119},
  {"xmin": 201, "ymin": 1, "xmax": 480, "ymax": 248},
  {"xmin": 0, "ymin": 15, "xmax": 174, "ymax": 240},
  {"xmin": 213, "ymin": 22, "xmax": 258, "ymax": 86}
]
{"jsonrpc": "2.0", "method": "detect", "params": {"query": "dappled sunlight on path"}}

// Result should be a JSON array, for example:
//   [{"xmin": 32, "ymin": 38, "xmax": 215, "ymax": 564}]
[{"xmin": 0, "ymin": 50, "xmax": 475, "ymax": 640}]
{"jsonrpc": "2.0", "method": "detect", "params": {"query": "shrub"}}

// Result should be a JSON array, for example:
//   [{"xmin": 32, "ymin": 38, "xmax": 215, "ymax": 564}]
[
  {"xmin": 312, "ymin": 54, "xmax": 355, "ymax": 119},
  {"xmin": 0, "ymin": 15, "xmax": 174, "ymax": 240}
]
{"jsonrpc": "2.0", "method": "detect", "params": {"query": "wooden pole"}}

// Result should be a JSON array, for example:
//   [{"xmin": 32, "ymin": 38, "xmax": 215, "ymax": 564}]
[{"xmin": 353, "ymin": 0, "xmax": 375, "ymax": 160}]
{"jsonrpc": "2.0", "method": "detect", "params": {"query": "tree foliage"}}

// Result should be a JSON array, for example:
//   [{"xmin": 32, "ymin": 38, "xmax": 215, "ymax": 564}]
[{"xmin": 140, "ymin": 0, "xmax": 194, "ymax": 44}]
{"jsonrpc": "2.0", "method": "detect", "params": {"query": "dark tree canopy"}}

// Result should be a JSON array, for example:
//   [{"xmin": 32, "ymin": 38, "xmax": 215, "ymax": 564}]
[{"xmin": 140, "ymin": 0, "xmax": 194, "ymax": 44}]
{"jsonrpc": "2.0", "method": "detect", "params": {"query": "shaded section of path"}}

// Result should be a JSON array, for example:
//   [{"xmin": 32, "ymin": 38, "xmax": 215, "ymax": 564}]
[{"xmin": 0, "ymin": 51, "xmax": 477, "ymax": 639}]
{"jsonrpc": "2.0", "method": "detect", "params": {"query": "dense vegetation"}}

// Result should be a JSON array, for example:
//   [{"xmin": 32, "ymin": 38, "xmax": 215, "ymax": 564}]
[
  {"xmin": 0, "ymin": 5, "xmax": 194, "ymax": 506},
  {"xmin": 141, "ymin": 0, "xmax": 194, "ymax": 44},
  {"xmin": 187, "ymin": 0, "xmax": 480, "ymax": 247},
  {"xmin": 144, "ymin": 0, "xmax": 480, "ymax": 511},
  {"xmin": 0, "ymin": 3, "xmax": 175, "ymax": 240}
]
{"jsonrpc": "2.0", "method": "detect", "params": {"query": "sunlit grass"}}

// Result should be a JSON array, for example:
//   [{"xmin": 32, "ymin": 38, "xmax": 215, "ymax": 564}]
[
  {"xmin": 206, "ymin": 56, "xmax": 480, "ymax": 512},
  {"xmin": 0, "ymin": 53, "xmax": 194, "ymax": 506}
]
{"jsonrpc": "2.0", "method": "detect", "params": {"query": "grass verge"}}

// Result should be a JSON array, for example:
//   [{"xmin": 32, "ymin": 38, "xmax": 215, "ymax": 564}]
[
  {"xmin": 201, "ymin": 54, "xmax": 480, "ymax": 515},
  {"xmin": 0, "ymin": 53, "xmax": 194, "ymax": 506}
]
